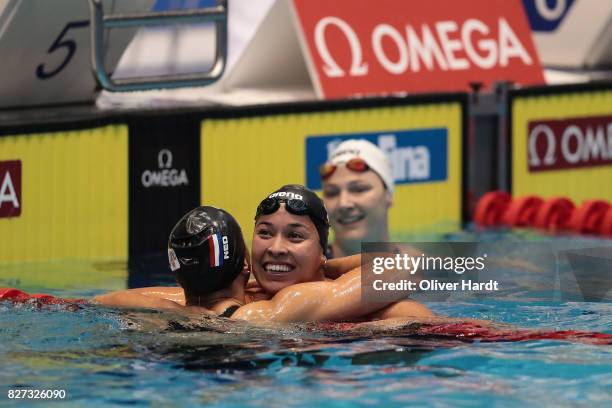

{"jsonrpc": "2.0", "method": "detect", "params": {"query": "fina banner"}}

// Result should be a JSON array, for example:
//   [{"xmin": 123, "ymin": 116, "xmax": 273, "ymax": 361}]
[
  {"xmin": 291, "ymin": 0, "xmax": 544, "ymax": 98},
  {"xmin": 305, "ymin": 129, "xmax": 448, "ymax": 190},
  {"xmin": 511, "ymin": 85, "xmax": 612, "ymax": 202},
  {"xmin": 201, "ymin": 98, "xmax": 464, "ymax": 242}
]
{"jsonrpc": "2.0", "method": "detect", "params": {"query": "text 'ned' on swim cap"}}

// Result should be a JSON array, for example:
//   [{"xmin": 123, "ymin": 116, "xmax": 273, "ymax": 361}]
[
  {"xmin": 168, "ymin": 206, "xmax": 245, "ymax": 296},
  {"xmin": 328, "ymin": 139, "xmax": 394, "ymax": 193},
  {"xmin": 255, "ymin": 184, "xmax": 329, "ymax": 250}
]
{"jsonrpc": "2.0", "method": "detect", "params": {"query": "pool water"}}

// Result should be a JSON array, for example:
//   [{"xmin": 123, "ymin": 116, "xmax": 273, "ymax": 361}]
[
  {"xmin": 1, "ymin": 232, "xmax": 611, "ymax": 407},
  {"xmin": 1, "ymin": 298, "xmax": 610, "ymax": 407}
]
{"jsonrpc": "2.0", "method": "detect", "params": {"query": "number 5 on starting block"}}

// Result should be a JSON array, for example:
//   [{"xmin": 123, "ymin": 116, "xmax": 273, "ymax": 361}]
[{"xmin": 0, "ymin": 0, "xmax": 154, "ymax": 108}]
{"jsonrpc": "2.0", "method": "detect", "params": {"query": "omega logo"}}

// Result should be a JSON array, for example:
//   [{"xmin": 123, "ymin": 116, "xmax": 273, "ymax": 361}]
[
  {"xmin": 313, "ymin": 15, "xmax": 533, "ymax": 78},
  {"xmin": 528, "ymin": 124, "xmax": 557, "ymax": 167},
  {"xmin": 158, "ymin": 149, "xmax": 173, "ymax": 169},
  {"xmin": 528, "ymin": 119, "xmax": 612, "ymax": 171},
  {"xmin": 141, "ymin": 148, "xmax": 189, "ymax": 188}
]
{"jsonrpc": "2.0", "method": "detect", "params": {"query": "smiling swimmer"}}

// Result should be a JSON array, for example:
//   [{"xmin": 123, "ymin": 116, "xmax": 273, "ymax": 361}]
[
  {"xmin": 320, "ymin": 140, "xmax": 394, "ymax": 258},
  {"xmin": 96, "ymin": 203, "xmax": 433, "ymax": 322}
]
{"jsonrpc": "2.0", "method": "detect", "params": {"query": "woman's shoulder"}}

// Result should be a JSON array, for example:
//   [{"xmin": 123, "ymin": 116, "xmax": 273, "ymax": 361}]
[{"xmin": 245, "ymin": 281, "xmax": 270, "ymax": 302}]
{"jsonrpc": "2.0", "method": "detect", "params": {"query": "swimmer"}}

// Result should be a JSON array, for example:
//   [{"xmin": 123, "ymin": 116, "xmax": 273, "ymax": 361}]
[
  {"xmin": 249, "ymin": 184, "xmax": 330, "ymax": 295},
  {"xmin": 320, "ymin": 140, "xmax": 394, "ymax": 258},
  {"xmin": 96, "ymin": 203, "xmax": 433, "ymax": 322},
  {"xmin": 249, "ymin": 184, "xmax": 430, "ymax": 319}
]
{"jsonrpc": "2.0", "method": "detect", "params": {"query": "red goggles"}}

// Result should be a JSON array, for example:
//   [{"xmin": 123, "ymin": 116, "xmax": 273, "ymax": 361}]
[{"xmin": 320, "ymin": 157, "xmax": 370, "ymax": 180}]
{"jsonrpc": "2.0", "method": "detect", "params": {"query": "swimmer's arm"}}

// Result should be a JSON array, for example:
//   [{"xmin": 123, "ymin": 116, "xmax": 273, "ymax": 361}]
[
  {"xmin": 122, "ymin": 286, "xmax": 185, "ymax": 302},
  {"xmin": 94, "ymin": 290, "xmax": 184, "ymax": 310},
  {"xmin": 233, "ymin": 266, "xmax": 413, "ymax": 323},
  {"xmin": 323, "ymin": 248, "xmax": 421, "ymax": 280},
  {"xmin": 365, "ymin": 300, "xmax": 434, "ymax": 320},
  {"xmin": 323, "ymin": 254, "xmax": 361, "ymax": 279}
]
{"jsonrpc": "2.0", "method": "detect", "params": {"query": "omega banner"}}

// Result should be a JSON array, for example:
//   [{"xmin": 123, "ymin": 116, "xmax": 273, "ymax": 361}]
[
  {"xmin": 292, "ymin": 0, "xmax": 544, "ymax": 98},
  {"xmin": 0, "ymin": 160, "xmax": 21, "ymax": 218},
  {"xmin": 129, "ymin": 116, "xmax": 200, "ymax": 257},
  {"xmin": 511, "ymin": 86, "xmax": 612, "ymax": 202},
  {"xmin": 528, "ymin": 115, "xmax": 612, "ymax": 172}
]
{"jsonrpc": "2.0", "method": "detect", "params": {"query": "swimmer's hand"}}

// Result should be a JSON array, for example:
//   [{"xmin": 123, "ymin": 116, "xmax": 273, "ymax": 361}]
[
  {"xmin": 323, "ymin": 254, "xmax": 361, "ymax": 279},
  {"xmin": 245, "ymin": 280, "xmax": 263, "ymax": 291}
]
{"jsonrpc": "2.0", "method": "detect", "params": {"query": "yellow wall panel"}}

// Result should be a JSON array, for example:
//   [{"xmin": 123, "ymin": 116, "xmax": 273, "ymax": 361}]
[
  {"xmin": 512, "ymin": 89, "xmax": 612, "ymax": 202},
  {"xmin": 0, "ymin": 125, "xmax": 128, "ymax": 263},
  {"xmin": 201, "ymin": 103, "xmax": 463, "ymax": 243}
]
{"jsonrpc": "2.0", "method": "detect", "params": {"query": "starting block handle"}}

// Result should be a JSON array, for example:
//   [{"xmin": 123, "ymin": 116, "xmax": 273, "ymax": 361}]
[{"xmin": 88, "ymin": 0, "xmax": 227, "ymax": 92}]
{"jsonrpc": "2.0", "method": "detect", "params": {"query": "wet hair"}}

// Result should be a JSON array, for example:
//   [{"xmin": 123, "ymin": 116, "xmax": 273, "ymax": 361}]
[
  {"xmin": 255, "ymin": 184, "xmax": 329, "ymax": 250},
  {"xmin": 168, "ymin": 206, "xmax": 246, "ymax": 296}
]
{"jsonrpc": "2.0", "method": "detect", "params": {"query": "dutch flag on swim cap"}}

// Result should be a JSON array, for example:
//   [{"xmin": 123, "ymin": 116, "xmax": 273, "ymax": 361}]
[{"xmin": 208, "ymin": 233, "xmax": 224, "ymax": 267}]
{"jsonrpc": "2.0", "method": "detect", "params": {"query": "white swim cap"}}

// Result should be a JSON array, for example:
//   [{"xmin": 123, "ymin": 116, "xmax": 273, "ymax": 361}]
[{"xmin": 327, "ymin": 139, "xmax": 394, "ymax": 193}]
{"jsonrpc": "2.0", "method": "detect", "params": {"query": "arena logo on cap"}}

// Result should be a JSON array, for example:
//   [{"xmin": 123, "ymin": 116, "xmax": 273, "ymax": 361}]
[
  {"xmin": 305, "ymin": 129, "xmax": 447, "ymax": 190},
  {"xmin": 0, "ymin": 160, "xmax": 21, "ymax": 218},
  {"xmin": 269, "ymin": 191, "xmax": 304, "ymax": 200},
  {"xmin": 528, "ymin": 115, "xmax": 612, "ymax": 172}
]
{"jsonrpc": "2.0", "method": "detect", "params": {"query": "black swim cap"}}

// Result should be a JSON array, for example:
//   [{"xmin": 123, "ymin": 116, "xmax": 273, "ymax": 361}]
[
  {"xmin": 168, "ymin": 206, "xmax": 246, "ymax": 296},
  {"xmin": 255, "ymin": 184, "xmax": 329, "ymax": 250}
]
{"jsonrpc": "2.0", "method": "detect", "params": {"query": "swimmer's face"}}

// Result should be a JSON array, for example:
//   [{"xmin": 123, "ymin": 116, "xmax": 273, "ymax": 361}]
[
  {"xmin": 322, "ymin": 165, "xmax": 391, "ymax": 247},
  {"xmin": 252, "ymin": 204, "xmax": 325, "ymax": 295}
]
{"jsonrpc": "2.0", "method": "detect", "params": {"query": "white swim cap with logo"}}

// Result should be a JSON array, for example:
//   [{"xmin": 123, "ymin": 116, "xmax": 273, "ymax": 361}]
[{"xmin": 328, "ymin": 139, "xmax": 394, "ymax": 193}]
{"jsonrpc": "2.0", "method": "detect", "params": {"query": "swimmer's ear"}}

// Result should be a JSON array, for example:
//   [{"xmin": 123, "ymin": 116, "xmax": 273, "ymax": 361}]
[{"xmin": 242, "ymin": 257, "xmax": 250, "ymax": 275}]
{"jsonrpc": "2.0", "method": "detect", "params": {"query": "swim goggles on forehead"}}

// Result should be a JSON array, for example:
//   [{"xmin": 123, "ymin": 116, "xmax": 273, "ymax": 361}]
[
  {"xmin": 255, "ymin": 196, "xmax": 327, "ymax": 226},
  {"xmin": 319, "ymin": 157, "xmax": 370, "ymax": 180}
]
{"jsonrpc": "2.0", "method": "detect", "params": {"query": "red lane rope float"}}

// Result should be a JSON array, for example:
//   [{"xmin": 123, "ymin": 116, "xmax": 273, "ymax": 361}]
[
  {"xmin": 2, "ymin": 290, "xmax": 611, "ymax": 345},
  {"xmin": 0, "ymin": 288, "xmax": 30, "ymax": 301},
  {"xmin": 414, "ymin": 322, "xmax": 612, "ymax": 345},
  {"xmin": 533, "ymin": 197, "xmax": 575, "ymax": 232},
  {"xmin": 312, "ymin": 321, "xmax": 612, "ymax": 345},
  {"xmin": 474, "ymin": 191, "xmax": 511, "ymax": 227},
  {"xmin": 0, "ymin": 288, "xmax": 85, "ymax": 308},
  {"xmin": 501, "ymin": 195, "xmax": 544, "ymax": 227},
  {"xmin": 570, "ymin": 200, "xmax": 611, "ymax": 235},
  {"xmin": 599, "ymin": 206, "xmax": 612, "ymax": 236}
]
